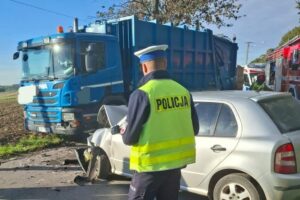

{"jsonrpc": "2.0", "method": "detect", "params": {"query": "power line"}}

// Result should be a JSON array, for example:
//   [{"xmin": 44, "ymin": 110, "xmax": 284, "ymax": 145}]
[{"xmin": 8, "ymin": 0, "xmax": 77, "ymax": 19}]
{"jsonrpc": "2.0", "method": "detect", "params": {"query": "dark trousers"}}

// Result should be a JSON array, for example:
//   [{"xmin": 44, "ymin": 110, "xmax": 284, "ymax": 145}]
[{"xmin": 128, "ymin": 168, "xmax": 181, "ymax": 200}]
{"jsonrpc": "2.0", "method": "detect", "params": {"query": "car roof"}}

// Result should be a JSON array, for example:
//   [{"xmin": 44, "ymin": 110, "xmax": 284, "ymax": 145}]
[{"xmin": 191, "ymin": 90, "xmax": 290, "ymax": 102}]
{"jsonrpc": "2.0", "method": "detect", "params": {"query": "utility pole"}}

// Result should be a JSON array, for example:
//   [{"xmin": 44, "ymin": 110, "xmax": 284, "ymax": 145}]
[{"xmin": 245, "ymin": 41, "xmax": 253, "ymax": 65}]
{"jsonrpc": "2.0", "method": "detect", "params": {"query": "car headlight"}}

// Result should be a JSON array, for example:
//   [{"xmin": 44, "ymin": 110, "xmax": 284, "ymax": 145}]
[{"xmin": 62, "ymin": 113, "xmax": 75, "ymax": 121}]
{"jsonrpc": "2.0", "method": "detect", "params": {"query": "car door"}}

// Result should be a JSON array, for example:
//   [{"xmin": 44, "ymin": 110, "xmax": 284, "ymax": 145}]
[
  {"xmin": 181, "ymin": 102, "xmax": 241, "ymax": 188},
  {"xmin": 110, "ymin": 134, "xmax": 131, "ymax": 175}
]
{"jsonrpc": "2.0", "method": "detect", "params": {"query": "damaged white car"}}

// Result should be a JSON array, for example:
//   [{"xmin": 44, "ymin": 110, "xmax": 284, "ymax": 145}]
[
  {"xmin": 75, "ymin": 104, "xmax": 129, "ymax": 180},
  {"xmin": 76, "ymin": 91, "xmax": 300, "ymax": 200}
]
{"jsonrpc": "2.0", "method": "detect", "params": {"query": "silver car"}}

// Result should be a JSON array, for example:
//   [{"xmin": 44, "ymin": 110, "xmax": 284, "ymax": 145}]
[{"xmin": 78, "ymin": 91, "xmax": 300, "ymax": 200}]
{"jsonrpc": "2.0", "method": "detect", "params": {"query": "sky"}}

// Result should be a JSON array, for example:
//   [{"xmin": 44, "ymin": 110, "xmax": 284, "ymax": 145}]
[{"xmin": 0, "ymin": 0, "xmax": 299, "ymax": 85}]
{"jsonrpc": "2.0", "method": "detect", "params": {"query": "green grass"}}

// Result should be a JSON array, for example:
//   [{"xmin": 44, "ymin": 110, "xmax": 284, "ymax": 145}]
[
  {"xmin": 0, "ymin": 91, "xmax": 17, "ymax": 103},
  {"xmin": 0, "ymin": 134, "xmax": 64, "ymax": 158}
]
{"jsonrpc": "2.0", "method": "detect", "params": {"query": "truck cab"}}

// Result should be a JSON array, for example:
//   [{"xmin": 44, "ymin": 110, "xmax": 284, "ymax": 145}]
[
  {"xmin": 15, "ymin": 30, "xmax": 125, "ymax": 135},
  {"xmin": 266, "ymin": 37, "xmax": 300, "ymax": 101}
]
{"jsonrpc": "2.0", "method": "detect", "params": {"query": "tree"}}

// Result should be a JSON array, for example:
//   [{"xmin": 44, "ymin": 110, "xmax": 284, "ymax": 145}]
[
  {"xmin": 97, "ymin": 0, "xmax": 242, "ymax": 28},
  {"xmin": 279, "ymin": 0, "xmax": 300, "ymax": 45},
  {"xmin": 278, "ymin": 26, "xmax": 300, "ymax": 46},
  {"xmin": 297, "ymin": 0, "xmax": 300, "ymax": 17},
  {"xmin": 250, "ymin": 54, "xmax": 266, "ymax": 64}
]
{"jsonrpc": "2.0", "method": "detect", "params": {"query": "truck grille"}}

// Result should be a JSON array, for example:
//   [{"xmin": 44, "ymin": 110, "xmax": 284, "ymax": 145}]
[
  {"xmin": 32, "ymin": 99, "xmax": 57, "ymax": 104},
  {"xmin": 33, "ymin": 122, "xmax": 57, "ymax": 126},
  {"xmin": 36, "ymin": 91, "xmax": 57, "ymax": 97},
  {"xmin": 28, "ymin": 111, "xmax": 59, "ymax": 122}
]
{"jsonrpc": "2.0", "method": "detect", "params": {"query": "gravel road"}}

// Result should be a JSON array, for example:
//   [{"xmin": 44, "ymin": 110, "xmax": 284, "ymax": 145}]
[{"xmin": 0, "ymin": 146, "xmax": 207, "ymax": 200}]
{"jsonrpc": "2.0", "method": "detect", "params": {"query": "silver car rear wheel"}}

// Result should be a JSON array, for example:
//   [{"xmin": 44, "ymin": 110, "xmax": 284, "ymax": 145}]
[{"xmin": 213, "ymin": 173, "xmax": 260, "ymax": 200}]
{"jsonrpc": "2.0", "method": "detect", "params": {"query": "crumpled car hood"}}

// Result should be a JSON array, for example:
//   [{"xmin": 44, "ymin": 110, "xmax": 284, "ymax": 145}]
[
  {"xmin": 97, "ymin": 105, "xmax": 128, "ymax": 128},
  {"xmin": 88, "ymin": 105, "xmax": 128, "ymax": 147}
]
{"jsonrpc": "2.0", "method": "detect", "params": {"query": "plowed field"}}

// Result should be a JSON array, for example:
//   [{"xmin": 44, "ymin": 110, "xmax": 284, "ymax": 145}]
[{"xmin": 0, "ymin": 92, "xmax": 25, "ymax": 145}]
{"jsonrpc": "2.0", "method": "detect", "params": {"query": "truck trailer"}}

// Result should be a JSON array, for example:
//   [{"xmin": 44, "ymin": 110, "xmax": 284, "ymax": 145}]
[{"xmin": 14, "ymin": 16, "xmax": 238, "ymax": 136}]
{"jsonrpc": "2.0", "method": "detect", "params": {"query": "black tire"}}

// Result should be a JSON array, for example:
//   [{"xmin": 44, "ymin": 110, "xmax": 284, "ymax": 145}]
[
  {"xmin": 87, "ymin": 147, "xmax": 111, "ymax": 180},
  {"xmin": 213, "ymin": 173, "xmax": 261, "ymax": 200}
]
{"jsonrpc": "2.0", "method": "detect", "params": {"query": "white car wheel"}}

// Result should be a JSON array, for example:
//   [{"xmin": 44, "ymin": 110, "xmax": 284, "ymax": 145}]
[{"xmin": 213, "ymin": 173, "xmax": 261, "ymax": 200}]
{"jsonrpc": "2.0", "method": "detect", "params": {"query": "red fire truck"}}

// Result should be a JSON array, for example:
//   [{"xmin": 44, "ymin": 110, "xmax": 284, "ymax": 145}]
[{"xmin": 265, "ymin": 36, "xmax": 300, "ymax": 101}]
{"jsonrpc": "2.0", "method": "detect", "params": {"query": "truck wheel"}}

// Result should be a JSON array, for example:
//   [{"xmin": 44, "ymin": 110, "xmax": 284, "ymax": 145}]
[
  {"xmin": 213, "ymin": 173, "xmax": 261, "ymax": 200},
  {"xmin": 87, "ymin": 147, "xmax": 111, "ymax": 180}
]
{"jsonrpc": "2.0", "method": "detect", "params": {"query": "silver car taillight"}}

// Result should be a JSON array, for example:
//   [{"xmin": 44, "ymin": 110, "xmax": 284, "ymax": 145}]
[{"xmin": 274, "ymin": 143, "xmax": 297, "ymax": 174}]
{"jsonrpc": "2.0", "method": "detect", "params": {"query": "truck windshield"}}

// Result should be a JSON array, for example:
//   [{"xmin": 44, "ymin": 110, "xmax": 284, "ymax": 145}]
[
  {"xmin": 22, "ymin": 43, "xmax": 74, "ymax": 80},
  {"xmin": 248, "ymin": 63, "xmax": 266, "ymax": 69},
  {"xmin": 259, "ymin": 96, "xmax": 300, "ymax": 133}
]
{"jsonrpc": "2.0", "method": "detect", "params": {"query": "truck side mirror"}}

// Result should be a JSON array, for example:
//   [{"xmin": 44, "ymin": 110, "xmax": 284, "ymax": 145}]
[
  {"xmin": 23, "ymin": 54, "xmax": 28, "ymax": 62},
  {"xmin": 13, "ymin": 52, "xmax": 20, "ymax": 60},
  {"xmin": 85, "ymin": 43, "xmax": 98, "ymax": 73}
]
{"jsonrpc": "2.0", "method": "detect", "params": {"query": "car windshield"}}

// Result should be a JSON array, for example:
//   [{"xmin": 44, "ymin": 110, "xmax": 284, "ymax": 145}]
[
  {"xmin": 22, "ymin": 42, "xmax": 74, "ymax": 80},
  {"xmin": 259, "ymin": 96, "xmax": 300, "ymax": 133}
]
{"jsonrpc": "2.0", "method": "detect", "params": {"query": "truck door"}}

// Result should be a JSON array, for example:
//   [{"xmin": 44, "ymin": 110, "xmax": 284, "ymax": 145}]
[{"xmin": 79, "ymin": 39, "xmax": 125, "ymax": 104}]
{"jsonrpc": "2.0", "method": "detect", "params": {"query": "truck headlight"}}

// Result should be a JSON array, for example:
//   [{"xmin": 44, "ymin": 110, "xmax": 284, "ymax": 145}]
[
  {"xmin": 30, "ymin": 112, "xmax": 37, "ymax": 118},
  {"xmin": 62, "ymin": 113, "xmax": 75, "ymax": 121}
]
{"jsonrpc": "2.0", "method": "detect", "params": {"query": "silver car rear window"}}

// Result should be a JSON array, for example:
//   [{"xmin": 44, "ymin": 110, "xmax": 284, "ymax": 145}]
[{"xmin": 258, "ymin": 96, "xmax": 300, "ymax": 133}]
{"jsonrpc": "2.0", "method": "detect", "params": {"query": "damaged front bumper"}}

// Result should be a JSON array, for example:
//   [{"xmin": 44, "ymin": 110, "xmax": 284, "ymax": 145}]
[{"xmin": 74, "ymin": 148, "xmax": 91, "ymax": 173}]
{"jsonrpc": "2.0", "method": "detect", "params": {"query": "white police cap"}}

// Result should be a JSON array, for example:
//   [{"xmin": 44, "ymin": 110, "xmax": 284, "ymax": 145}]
[{"xmin": 134, "ymin": 44, "xmax": 168, "ymax": 63}]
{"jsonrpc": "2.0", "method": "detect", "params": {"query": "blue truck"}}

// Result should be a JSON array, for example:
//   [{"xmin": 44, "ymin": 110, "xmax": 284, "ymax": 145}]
[{"xmin": 13, "ymin": 16, "xmax": 238, "ymax": 136}]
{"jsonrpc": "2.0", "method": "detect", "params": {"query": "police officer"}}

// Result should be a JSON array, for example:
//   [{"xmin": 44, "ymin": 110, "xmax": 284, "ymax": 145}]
[{"xmin": 121, "ymin": 44, "xmax": 199, "ymax": 200}]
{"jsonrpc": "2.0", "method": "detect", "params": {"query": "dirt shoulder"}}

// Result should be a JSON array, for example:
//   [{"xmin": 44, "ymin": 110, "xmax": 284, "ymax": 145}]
[
  {"xmin": 0, "ymin": 145, "xmax": 82, "ymax": 189},
  {"xmin": 0, "ymin": 145, "xmax": 206, "ymax": 200},
  {"xmin": 0, "ymin": 145, "xmax": 131, "ymax": 200},
  {"xmin": 0, "ymin": 92, "xmax": 25, "ymax": 145}
]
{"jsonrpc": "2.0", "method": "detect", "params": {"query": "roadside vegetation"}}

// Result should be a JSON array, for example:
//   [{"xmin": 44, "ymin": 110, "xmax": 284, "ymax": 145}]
[
  {"xmin": 0, "ymin": 134, "xmax": 64, "ymax": 158},
  {"xmin": 0, "ymin": 91, "xmax": 17, "ymax": 103},
  {"xmin": 0, "ymin": 91, "xmax": 65, "ymax": 159},
  {"xmin": 0, "ymin": 84, "xmax": 18, "ymax": 93}
]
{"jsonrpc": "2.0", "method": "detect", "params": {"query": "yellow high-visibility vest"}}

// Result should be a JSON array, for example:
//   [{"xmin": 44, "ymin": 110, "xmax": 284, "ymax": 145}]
[{"xmin": 130, "ymin": 79, "xmax": 196, "ymax": 172}]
